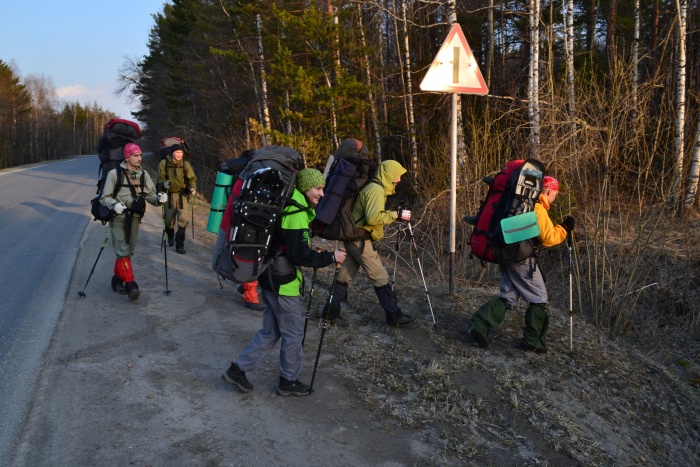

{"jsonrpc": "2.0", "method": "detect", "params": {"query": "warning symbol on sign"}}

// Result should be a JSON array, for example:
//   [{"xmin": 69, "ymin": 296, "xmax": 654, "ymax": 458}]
[{"xmin": 419, "ymin": 23, "xmax": 488, "ymax": 95}]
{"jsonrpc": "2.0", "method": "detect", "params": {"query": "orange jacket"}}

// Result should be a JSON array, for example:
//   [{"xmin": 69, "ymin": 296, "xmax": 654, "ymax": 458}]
[{"xmin": 534, "ymin": 194, "xmax": 568, "ymax": 247}]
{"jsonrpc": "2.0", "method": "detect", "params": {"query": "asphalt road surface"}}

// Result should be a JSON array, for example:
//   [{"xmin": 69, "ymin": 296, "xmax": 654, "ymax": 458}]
[{"xmin": 0, "ymin": 157, "xmax": 94, "ymax": 462}]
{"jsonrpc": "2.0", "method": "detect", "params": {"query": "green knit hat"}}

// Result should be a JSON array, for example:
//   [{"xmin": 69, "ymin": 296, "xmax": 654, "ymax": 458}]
[{"xmin": 296, "ymin": 168, "xmax": 325, "ymax": 192}]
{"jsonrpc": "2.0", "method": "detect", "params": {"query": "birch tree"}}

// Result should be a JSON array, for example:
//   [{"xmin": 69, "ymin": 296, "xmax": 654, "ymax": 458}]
[
  {"xmin": 674, "ymin": 0, "xmax": 687, "ymax": 207},
  {"xmin": 256, "ymin": 14, "xmax": 272, "ymax": 145},
  {"xmin": 357, "ymin": 4, "xmax": 382, "ymax": 161},
  {"xmin": 400, "ymin": 0, "xmax": 418, "ymax": 185},
  {"xmin": 528, "ymin": 0, "xmax": 541, "ymax": 157}
]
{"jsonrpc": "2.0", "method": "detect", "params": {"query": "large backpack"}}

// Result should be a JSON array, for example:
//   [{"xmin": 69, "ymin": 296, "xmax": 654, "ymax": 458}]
[
  {"xmin": 312, "ymin": 138, "xmax": 377, "ymax": 240},
  {"xmin": 211, "ymin": 146, "xmax": 302, "ymax": 284},
  {"xmin": 159, "ymin": 136, "xmax": 190, "ymax": 158},
  {"xmin": 91, "ymin": 118, "xmax": 142, "ymax": 223},
  {"xmin": 468, "ymin": 159, "xmax": 545, "ymax": 264}
]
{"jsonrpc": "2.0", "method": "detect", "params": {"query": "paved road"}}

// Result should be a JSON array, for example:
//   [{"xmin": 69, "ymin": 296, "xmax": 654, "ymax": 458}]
[{"xmin": 0, "ymin": 157, "xmax": 95, "ymax": 462}]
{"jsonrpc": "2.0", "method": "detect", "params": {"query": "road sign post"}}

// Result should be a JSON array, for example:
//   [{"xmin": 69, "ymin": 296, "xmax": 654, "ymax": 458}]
[{"xmin": 419, "ymin": 23, "xmax": 488, "ymax": 295}]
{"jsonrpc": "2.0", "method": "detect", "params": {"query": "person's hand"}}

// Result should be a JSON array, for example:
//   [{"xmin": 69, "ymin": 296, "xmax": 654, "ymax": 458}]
[
  {"xmin": 163, "ymin": 180, "xmax": 170, "ymax": 189},
  {"xmin": 333, "ymin": 250, "xmax": 347, "ymax": 264},
  {"xmin": 113, "ymin": 202, "xmax": 126, "ymax": 215},
  {"xmin": 157, "ymin": 192, "xmax": 168, "ymax": 204},
  {"xmin": 190, "ymin": 187, "xmax": 196, "ymax": 196},
  {"xmin": 397, "ymin": 209, "xmax": 411, "ymax": 221},
  {"xmin": 561, "ymin": 216, "xmax": 575, "ymax": 232}
]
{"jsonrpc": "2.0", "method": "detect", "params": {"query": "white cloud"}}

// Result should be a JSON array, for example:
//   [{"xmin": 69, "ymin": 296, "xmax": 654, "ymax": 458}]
[{"xmin": 55, "ymin": 84, "xmax": 90, "ymax": 98}]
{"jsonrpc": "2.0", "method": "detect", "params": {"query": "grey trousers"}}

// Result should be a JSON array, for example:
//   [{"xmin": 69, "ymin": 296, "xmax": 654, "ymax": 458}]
[
  {"xmin": 498, "ymin": 257, "xmax": 548, "ymax": 308},
  {"xmin": 235, "ymin": 290, "xmax": 305, "ymax": 381},
  {"xmin": 110, "ymin": 214, "xmax": 141, "ymax": 258}
]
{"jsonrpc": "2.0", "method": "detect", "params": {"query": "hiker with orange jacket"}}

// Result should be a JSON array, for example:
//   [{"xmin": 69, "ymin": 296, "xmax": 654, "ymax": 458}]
[{"xmin": 467, "ymin": 176, "xmax": 575, "ymax": 353}]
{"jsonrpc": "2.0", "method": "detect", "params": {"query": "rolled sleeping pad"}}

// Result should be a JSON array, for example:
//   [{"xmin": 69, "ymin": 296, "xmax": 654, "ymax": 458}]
[{"xmin": 207, "ymin": 171, "xmax": 234, "ymax": 233}]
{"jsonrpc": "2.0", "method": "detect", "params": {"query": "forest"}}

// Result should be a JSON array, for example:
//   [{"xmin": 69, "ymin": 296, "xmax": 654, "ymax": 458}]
[{"xmin": 2, "ymin": 0, "xmax": 700, "ymax": 338}]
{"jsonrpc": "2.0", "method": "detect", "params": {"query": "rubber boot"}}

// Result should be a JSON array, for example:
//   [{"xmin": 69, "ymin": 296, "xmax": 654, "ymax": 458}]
[
  {"xmin": 175, "ymin": 227, "xmax": 186, "ymax": 254},
  {"xmin": 374, "ymin": 284, "xmax": 415, "ymax": 326},
  {"xmin": 166, "ymin": 227, "xmax": 175, "ymax": 247},
  {"xmin": 522, "ymin": 303, "xmax": 549, "ymax": 353},
  {"xmin": 242, "ymin": 281, "xmax": 265, "ymax": 311},
  {"xmin": 468, "ymin": 298, "xmax": 509, "ymax": 348},
  {"xmin": 111, "ymin": 275, "xmax": 126, "ymax": 294},
  {"xmin": 322, "ymin": 281, "xmax": 348, "ymax": 325}
]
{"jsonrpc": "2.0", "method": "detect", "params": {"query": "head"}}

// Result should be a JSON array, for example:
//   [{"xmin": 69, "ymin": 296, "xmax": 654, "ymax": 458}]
[
  {"xmin": 542, "ymin": 176, "xmax": 559, "ymax": 205},
  {"xmin": 296, "ymin": 168, "xmax": 326, "ymax": 207},
  {"xmin": 123, "ymin": 143, "xmax": 143, "ymax": 170},
  {"xmin": 377, "ymin": 160, "xmax": 407, "ymax": 195},
  {"xmin": 170, "ymin": 144, "xmax": 184, "ymax": 161}
]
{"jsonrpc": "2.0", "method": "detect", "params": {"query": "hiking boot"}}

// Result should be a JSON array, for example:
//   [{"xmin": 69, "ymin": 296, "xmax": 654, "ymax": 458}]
[
  {"xmin": 166, "ymin": 228, "xmax": 175, "ymax": 247},
  {"xmin": 125, "ymin": 281, "xmax": 140, "ymax": 301},
  {"xmin": 517, "ymin": 341, "xmax": 548, "ymax": 354},
  {"xmin": 236, "ymin": 284, "xmax": 244, "ymax": 294},
  {"xmin": 466, "ymin": 323, "xmax": 489, "ymax": 348},
  {"xmin": 111, "ymin": 275, "xmax": 127, "ymax": 295},
  {"xmin": 320, "ymin": 303, "xmax": 347, "ymax": 326},
  {"xmin": 175, "ymin": 227, "xmax": 186, "ymax": 254},
  {"xmin": 176, "ymin": 245, "xmax": 186, "ymax": 254},
  {"xmin": 245, "ymin": 301, "xmax": 265, "ymax": 311},
  {"xmin": 386, "ymin": 309, "xmax": 415, "ymax": 326},
  {"xmin": 277, "ymin": 377, "xmax": 311, "ymax": 397},
  {"xmin": 222, "ymin": 362, "xmax": 253, "ymax": 393}
]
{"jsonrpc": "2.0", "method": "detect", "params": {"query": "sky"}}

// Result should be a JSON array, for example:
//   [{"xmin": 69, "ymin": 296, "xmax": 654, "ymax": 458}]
[{"xmin": 0, "ymin": 0, "xmax": 167, "ymax": 120}]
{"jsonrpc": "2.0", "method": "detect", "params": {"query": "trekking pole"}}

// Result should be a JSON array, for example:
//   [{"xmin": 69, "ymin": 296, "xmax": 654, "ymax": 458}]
[
  {"xmin": 302, "ymin": 248, "xmax": 323, "ymax": 348},
  {"xmin": 406, "ymin": 221, "xmax": 437, "ymax": 330},
  {"xmin": 191, "ymin": 194, "xmax": 195, "ymax": 239},
  {"xmin": 78, "ymin": 226, "xmax": 112, "ymax": 297},
  {"xmin": 568, "ymin": 232, "xmax": 574, "ymax": 353},
  {"xmin": 309, "ymin": 260, "xmax": 342, "ymax": 392},
  {"xmin": 302, "ymin": 267, "xmax": 318, "ymax": 348},
  {"xmin": 161, "ymin": 205, "xmax": 172, "ymax": 295}
]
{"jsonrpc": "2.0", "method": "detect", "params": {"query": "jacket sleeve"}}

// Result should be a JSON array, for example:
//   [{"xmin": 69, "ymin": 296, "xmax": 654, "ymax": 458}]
[
  {"xmin": 281, "ymin": 227, "xmax": 335, "ymax": 268},
  {"xmin": 99, "ymin": 169, "xmax": 119, "ymax": 209},
  {"xmin": 535, "ymin": 203, "xmax": 567, "ymax": 247},
  {"xmin": 157, "ymin": 160, "xmax": 166, "ymax": 184},
  {"xmin": 362, "ymin": 185, "xmax": 398, "ymax": 226},
  {"xmin": 186, "ymin": 161, "xmax": 197, "ymax": 190},
  {"xmin": 143, "ymin": 172, "xmax": 160, "ymax": 206}
]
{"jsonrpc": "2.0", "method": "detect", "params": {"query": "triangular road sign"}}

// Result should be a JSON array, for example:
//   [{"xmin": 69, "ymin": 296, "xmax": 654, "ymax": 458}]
[{"xmin": 419, "ymin": 23, "xmax": 488, "ymax": 95}]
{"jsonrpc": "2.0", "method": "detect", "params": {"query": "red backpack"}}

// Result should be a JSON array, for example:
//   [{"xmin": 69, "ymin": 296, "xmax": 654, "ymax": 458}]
[{"xmin": 469, "ymin": 159, "xmax": 544, "ymax": 264}]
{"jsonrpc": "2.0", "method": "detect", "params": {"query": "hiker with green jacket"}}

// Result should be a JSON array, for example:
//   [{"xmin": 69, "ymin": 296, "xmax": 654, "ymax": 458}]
[
  {"xmin": 222, "ymin": 168, "xmax": 347, "ymax": 397},
  {"xmin": 100, "ymin": 143, "xmax": 167, "ymax": 301},
  {"xmin": 157, "ymin": 143, "xmax": 197, "ymax": 254},
  {"xmin": 467, "ymin": 176, "xmax": 575, "ymax": 353},
  {"xmin": 323, "ymin": 160, "xmax": 415, "ymax": 326}
]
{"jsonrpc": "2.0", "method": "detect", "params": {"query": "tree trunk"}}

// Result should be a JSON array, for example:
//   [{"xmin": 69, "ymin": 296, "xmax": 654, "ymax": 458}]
[
  {"xmin": 256, "ymin": 14, "xmax": 271, "ymax": 144},
  {"xmin": 675, "ymin": 0, "xmax": 687, "ymax": 207},
  {"xmin": 528, "ymin": 0, "xmax": 541, "ymax": 157},
  {"xmin": 565, "ymin": 0, "xmax": 575, "ymax": 133},
  {"xmin": 631, "ymin": 0, "xmax": 640, "ymax": 126},
  {"xmin": 357, "ymin": 4, "xmax": 382, "ymax": 161},
  {"xmin": 401, "ymin": 0, "xmax": 418, "ymax": 186}
]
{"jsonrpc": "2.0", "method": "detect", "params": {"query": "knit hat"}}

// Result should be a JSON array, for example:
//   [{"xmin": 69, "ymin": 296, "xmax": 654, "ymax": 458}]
[
  {"xmin": 296, "ymin": 168, "xmax": 325, "ymax": 193},
  {"xmin": 123, "ymin": 143, "xmax": 142, "ymax": 159},
  {"xmin": 170, "ymin": 143, "xmax": 184, "ymax": 152},
  {"xmin": 542, "ymin": 175, "xmax": 559, "ymax": 191}
]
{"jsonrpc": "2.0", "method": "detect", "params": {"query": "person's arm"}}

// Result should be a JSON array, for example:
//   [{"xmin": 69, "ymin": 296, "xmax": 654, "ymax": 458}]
[
  {"xmin": 99, "ymin": 170, "xmax": 119, "ymax": 209},
  {"xmin": 363, "ymin": 185, "xmax": 397, "ymax": 226},
  {"xmin": 186, "ymin": 161, "xmax": 197, "ymax": 191},
  {"xmin": 143, "ymin": 172, "xmax": 160, "ymax": 206},
  {"xmin": 157, "ymin": 160, "xmax": 166, "ymax": 184},
  {"xmin": 535, "ymin": 203, "xmax": 568, "ymax": 247},
  {"xmin": 282, "ymin": 227, "xmax": 335, "ymax": 268}
]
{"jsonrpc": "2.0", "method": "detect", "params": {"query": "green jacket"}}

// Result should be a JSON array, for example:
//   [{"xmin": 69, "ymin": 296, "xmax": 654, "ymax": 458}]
[
  {"xmin": 260, "ymin": 189, "xmax": 335, "ymax": 296},
  {"xmin": 157, "ymin": 156, "xmax": 197, "ymax": 193},
  {"xmin": 353, "ymin": 160, "xmax": 407, "ymax": 241}
]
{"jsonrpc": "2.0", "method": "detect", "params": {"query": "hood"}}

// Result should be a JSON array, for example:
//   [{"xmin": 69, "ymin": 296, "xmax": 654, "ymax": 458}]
[{"xmin": 376, "ymin": 160, "xmax": 406, "ymax": 196}]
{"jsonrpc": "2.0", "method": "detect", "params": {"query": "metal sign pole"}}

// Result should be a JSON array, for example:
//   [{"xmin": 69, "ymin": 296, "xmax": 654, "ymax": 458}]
[{"xmin": 449, "ymin": 92, "xmax": 457, "ymax": 295}]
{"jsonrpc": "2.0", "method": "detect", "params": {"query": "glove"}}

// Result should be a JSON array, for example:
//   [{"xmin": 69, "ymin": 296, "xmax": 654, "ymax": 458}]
[
  {"xmin": 163, "ymin": 180, "xmax": 170, "ymax": 189},
  {"xmin": 561, "ymin": 216, "xmax": 575, "ymax": 232},
  {"xmin": 113, "ymin": 202, "xmax": 126, "ymax": 215},
  {"xmin": 397, "ymin": 209, "xmax": 411, "ymax": 222},
  {"xmin": 157, "ymin": 192, "xmax": 168, "ymax": 204},
  {"xmin": 190, "ymin": 187, "xmax": 196, "ymax": 196}
]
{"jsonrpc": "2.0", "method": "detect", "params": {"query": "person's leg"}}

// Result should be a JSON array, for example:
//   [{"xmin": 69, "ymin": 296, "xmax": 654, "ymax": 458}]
[
  {"xmin": 242, "ymin": 280, "xmax": 265, "ymax": 310},
  {"xmin": 235, "ymin": 290, "xmax": 282, "ymax": 371},
  {"xmin": 164, "ymin": 203, "xmax": 177, "ymax": 246},
  {"xmin": 523, "ymin": 303, "xmax": 549, "ymax": 352},
  {"xmin": 324, "ymin": 240, "xmax": 361, "ymax": 322},
  {"xmin": 468, "ymin": 298, "xmax": 509, "ymax": 347}
]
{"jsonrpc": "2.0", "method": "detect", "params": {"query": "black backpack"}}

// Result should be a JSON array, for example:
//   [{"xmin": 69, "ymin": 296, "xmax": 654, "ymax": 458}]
[
  {"xmin": 91, "ymin": 118, "xmax": 142, "ymax": 223},
  {"xmin": 468, "ymin": 159, "xmax": 544, "ymax": 264},
  {"xmin": 312, "ymin": 138, "xmax": 377, "ymax": 240},
  {"xmin": 211, "ymin": 146, "xmax": 303, "ymax": 284},
  {"xmin": 90, "ymin": 165, "xmax": 145, "ymax": 224}
]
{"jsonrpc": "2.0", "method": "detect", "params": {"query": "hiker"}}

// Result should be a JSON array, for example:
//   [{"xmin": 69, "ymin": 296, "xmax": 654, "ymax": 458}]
[
  {"xmin": 467, "ymin": 175, "xmax": 575, "ymax": 353},
  {"xmin": 323, "ymin": 160, "xmax": 414, "ymax": 326},
  {"xmin": 100, "ymin": 143, "xmax": 167, "ymax": 301},
  {"xmin": 222, "ymin": 168, "xmax": 347, "ymax": 396},
  {"xmin": 157, "ymin": 142, "xmax": 197, "ymax": 254}
]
